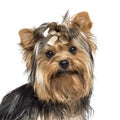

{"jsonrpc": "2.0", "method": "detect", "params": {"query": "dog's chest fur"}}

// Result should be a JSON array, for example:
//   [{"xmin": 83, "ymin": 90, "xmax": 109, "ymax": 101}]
[{"xmin": 37, "ymin": 114, "xmax": 84, "ymax": 120}]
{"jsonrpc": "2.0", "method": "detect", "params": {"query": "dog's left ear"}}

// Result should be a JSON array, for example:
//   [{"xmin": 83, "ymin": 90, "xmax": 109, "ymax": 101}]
[
  {"xmin": 71, "ymin": 12, "xmax": 96, "ymax": 53},
  {"xmin": 71, "ymin": 12, "xmax": 92, "ymax": 32},
  {"xmin": 19, "ymin": 28, "xmax": 36, "ymax": 70}
]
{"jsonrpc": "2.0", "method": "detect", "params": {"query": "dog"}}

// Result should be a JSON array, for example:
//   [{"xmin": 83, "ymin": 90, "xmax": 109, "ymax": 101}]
[{"xmin": 0, "ymin": 11, "xmax": 96, "ymax": 120}]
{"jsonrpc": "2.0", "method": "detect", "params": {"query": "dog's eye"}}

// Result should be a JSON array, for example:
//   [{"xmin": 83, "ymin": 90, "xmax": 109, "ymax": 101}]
[
  {"xmin": 46, "ymin": 50, "xmax": 54, "ymax": 58},
  {"xmin": 69, "ymin": 46, "xmax": 77, "ymax": 55}
]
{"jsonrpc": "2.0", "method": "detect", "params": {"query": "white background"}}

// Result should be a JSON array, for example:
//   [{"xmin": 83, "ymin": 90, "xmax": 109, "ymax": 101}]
[{"xmin": 0, "ymin": 0, "xmax": 120, "ymax": 120}]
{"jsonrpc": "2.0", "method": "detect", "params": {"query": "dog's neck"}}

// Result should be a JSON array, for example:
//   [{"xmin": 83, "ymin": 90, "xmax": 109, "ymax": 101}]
[
  {"xmin": 37, "ymin": 114, "xmax": 84, "ymax": 120},
  {"xmin": 35, "ymin": 95, "xmax": 91, "ymax": 120}
]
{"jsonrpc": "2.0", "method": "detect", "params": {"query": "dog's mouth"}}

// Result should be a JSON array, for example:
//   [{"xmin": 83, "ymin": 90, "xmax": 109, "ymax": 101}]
[
  {"xmin": 51, "ymin": 70, "xmax": 80, "ymax": 79},
  {"xmin": 58, "ymin": 70, "xmax": 78, "ymax": 75}
]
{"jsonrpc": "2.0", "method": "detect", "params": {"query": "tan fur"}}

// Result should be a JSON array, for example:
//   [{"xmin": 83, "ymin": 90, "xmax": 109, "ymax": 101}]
[
  {"xmin": 19, "ymin": 28, "xmax": 35, "ymax": 70},
  {"xmin": 19, "ymin": 11, "xmax": 96, "ymax": 104},
  {"xmin": 19, "ymin": 11, "xmax": 96, "ymax": 120},
  {"xmin": 71, "ymin": 12, "xmax": 92, "ymax": 32}
]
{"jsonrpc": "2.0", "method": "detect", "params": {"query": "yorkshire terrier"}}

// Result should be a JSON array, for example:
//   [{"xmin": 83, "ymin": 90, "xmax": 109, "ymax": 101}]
[{"xmin": 0, "ymin": 11, "xmax": 96, "ymax": 120}]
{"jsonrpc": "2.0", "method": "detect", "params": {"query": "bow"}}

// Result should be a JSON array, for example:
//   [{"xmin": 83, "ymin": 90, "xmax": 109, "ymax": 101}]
[{"xmin": 47, "ymin": 30, "xmax": 68, "ymax": 46}]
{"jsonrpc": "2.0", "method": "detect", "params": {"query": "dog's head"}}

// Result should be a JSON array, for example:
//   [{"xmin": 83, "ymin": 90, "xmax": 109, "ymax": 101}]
[{"xmin": 19, "ymin": 12, "xmax": 96, "ymax": 103}]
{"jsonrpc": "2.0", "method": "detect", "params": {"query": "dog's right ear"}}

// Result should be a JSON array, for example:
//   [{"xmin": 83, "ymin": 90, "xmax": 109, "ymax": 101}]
[
  {"xmin": 19, "ymin": 29, "xmax": 36, "ymax": 51},
  {"xmin": 19, "ymin": 28, "xmax": 36, "ymax": 70}
]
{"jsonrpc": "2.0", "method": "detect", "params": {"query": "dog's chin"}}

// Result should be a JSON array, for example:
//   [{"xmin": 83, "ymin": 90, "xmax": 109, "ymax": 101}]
[
  {"xmin": 50, "ymin": 69, "xmax": 84, "ymax": 84},
  {"xmin": 47, "ymin": 70, "xmax": 85, "ymax": 103}
]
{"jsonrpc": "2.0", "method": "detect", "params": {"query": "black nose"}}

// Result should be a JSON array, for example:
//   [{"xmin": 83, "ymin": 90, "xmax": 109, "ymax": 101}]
[{"xmin": 59, "ymin": 60, "xmax": 69, "ymax": 69}]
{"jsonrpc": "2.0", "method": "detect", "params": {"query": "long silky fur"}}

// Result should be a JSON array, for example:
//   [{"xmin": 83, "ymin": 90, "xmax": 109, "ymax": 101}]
[
  {"xmin": 0, "ymin": 84, "xmax": 92, "ymax": 120},
  {"xmin": 0, "ymin": 11, "xmax": 95, "ymax": 120}
]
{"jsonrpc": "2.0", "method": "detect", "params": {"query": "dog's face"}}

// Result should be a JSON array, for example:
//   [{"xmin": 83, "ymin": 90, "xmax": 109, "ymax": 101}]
[{"xmin": 19, "ymin": 12, "xmax": 96, "ymax": 103}]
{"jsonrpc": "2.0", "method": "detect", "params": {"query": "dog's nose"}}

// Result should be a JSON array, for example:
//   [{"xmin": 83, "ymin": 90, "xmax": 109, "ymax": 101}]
[{"xmin": 59, "ymin": 60, "xmax": 69, "ymax": 69}]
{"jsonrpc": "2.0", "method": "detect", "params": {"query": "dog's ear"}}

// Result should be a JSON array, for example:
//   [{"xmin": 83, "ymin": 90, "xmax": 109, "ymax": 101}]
[
  {"xmin": 71, "ymin": 12, "xmax": 92, "ymax": 32},
  {"xmin": 19, "ymin": 29, "xmax": 36, "ymax": 50},
  {"xmin": 19, "ymin": 28, "xmax": 36, "ymax": 70},
  {"xmin": 71, "ymin": 12, "xmax": 96, "ymax": 53}
]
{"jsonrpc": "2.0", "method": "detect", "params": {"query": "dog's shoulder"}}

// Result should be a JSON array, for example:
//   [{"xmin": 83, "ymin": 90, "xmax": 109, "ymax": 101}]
[{"xmin": 0, "ymin": 84, "xmax": 40, "ymax": 120}]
